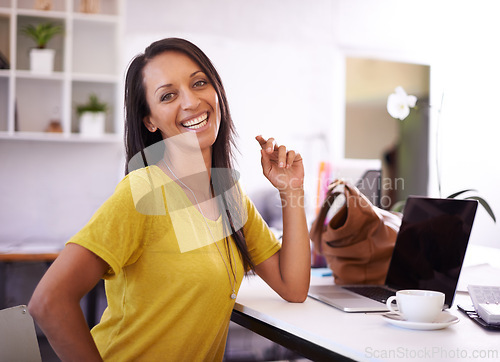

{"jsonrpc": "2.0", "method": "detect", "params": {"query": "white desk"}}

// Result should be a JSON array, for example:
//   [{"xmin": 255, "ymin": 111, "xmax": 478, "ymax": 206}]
[{"xmin": 232, "ymin": 245, "xmax": 500, "ymax": 362}]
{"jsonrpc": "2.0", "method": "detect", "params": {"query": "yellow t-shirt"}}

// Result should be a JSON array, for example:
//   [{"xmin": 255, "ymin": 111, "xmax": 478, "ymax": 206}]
[{"xmin": 68, "ymin": 166, "xmax": 280, "ymax": 361}]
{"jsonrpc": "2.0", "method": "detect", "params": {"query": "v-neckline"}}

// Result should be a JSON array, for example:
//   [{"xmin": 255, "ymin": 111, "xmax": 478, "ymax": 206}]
[{"xmin": 151, "ymin": 165, "xmax": 222, "ymax": 223}]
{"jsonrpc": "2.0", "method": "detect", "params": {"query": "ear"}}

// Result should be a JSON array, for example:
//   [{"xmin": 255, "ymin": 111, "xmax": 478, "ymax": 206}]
[{"xmin": 143, "ymin": 116, "xmax": 157, "ymax": 133}]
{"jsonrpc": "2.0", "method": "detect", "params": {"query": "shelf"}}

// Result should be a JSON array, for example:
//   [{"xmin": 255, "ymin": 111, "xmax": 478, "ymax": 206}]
[
  {"xmin": 13, "ymin": 70, "xmax": 117, "ymax": 82},
  {"xmin": 2, "ymin": 0, "xmax": 123, "ymax": 143},
  {"xmin": 15, "ymin": 9, "xmax": 66, "ymax": 19},
  {"xmin": 14, "ymin": 69, "xmax": 65, "ymax": 80},
  {"xmin": 71, "ymin": 72, "xmax": 119, "ymax": 83},
  {"xmin": 72, "ymin": 12, "xmax": 118, "ymax": 23},
  {"xmin": 0, "ymin": 131, "xmax": 122, "ymax": 143}
]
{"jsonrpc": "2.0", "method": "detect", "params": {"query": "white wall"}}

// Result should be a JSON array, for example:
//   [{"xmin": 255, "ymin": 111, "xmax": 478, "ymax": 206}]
[{"xmin": 0, "ymin": 140, "xmax": 124, "ymax": 249}]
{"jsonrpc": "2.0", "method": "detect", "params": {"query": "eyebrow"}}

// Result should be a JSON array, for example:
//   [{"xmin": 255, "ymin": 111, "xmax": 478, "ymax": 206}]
[{"xmin": 154, "ymin": 70, "xmax": 204, "ymax": 95}]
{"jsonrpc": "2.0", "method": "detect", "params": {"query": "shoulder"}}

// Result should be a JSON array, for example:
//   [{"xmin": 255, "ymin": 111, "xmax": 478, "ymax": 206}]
[
  {"xmin": 107, "ymin": 166, "xmax": 167, "ymax": 216},
  {"xmin": 126, "ymin": 165, "xmax": 165, "ymax": 190},
  {"xmin": 124, "ymin": 165, "xmax": 168, "ymax": 216}
]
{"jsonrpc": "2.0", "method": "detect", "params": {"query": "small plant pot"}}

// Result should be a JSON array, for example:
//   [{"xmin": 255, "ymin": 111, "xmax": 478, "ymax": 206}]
[
  {"xmin": 29, "ymin": 48, "xmax": 55, "ymax": 74},
  {"xmin": 79, "ymin": 111, "xmax": 105, "ymax": 136}
]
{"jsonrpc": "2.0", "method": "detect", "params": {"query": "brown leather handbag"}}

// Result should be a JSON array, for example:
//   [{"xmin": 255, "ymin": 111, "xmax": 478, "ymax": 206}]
[{"xmin": 310, "ymin": 179, "xmax": 402, "ymax": 285}]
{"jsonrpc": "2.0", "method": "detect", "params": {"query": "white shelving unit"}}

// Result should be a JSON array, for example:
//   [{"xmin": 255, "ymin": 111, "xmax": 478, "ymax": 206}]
[{"xmin": 0, "ymin": 0, "xmax": 123, "ymax": 142}]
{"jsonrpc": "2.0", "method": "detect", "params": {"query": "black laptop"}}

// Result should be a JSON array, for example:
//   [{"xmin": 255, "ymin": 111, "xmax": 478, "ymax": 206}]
[{"xmin": 308, "ymin": 196, "xmax": 478, "ymax": 312}]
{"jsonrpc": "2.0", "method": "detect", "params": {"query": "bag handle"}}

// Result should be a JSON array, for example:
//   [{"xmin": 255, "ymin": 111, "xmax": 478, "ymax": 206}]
[{"xmin": 310, "ymin": 179, "xmax": 347, "ymax": 243}]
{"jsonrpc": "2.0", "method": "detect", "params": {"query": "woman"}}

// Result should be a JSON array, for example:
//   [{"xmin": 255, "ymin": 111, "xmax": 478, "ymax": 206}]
[{"xmin": 28, "ymin": 38, "xmax": 310, "ymax": 361}]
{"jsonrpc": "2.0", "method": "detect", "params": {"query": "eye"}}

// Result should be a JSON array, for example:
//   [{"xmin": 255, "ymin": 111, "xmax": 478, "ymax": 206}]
[
  {"xmin": 160, "ymin": 92, "xmax": 176, "ymax": 102},
  {"xmin": 193, "ymin": 79, "xmax": 208, "ymax": 88}
]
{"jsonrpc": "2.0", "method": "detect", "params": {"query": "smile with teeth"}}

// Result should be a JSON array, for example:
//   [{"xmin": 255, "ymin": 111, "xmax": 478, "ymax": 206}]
[{"xmin": 181, "ymin": 113, "xmax": 208, "ymax": 130}]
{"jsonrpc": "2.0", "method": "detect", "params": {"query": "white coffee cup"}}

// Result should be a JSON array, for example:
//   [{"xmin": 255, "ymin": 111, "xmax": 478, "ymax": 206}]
[{"xmin": 386, "ymin": 290, "xmax": 445, "ymax": 323}]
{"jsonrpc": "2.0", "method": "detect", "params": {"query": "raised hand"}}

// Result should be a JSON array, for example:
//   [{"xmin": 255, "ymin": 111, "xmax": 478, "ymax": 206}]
[{"xmin": 255, "ymin": 135, "xmax": 304, "ymax": 192}]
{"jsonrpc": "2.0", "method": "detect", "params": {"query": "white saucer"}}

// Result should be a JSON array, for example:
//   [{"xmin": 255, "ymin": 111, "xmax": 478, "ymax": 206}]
[{"xmin": 383, "ymin": 311, "xmax": 459, "ymax": 330}]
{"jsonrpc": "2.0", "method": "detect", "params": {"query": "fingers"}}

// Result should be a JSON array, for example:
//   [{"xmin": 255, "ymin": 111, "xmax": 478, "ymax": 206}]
[
  {"xmin": 286, "ymin": 150, "xmax": 296, "ymax": 169},
  {"xmin": 255, "ymin": 135, "xmax": 276, "ymax": 153},
  {"xmin": 278, "ymin": 145, "xmax": 287, "ymax": 168},
  {"xmin": 256, "ymin": 135, "xmax": 299, "ymax": 169},
  {"xmin": 283, "ymin": 150, "xmax": 302, "ymax": 169}
]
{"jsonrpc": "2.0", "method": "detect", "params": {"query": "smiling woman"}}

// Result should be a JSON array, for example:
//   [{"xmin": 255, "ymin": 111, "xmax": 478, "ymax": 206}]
[{"xmin": 27, "ymin": 37, "xmax": 311, "ymax": 361}]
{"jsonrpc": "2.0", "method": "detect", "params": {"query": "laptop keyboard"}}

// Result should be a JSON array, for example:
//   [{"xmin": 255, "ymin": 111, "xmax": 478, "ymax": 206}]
[{"xmin": 343, "ymin": 286, "xmax": 396, "ymax": 303}]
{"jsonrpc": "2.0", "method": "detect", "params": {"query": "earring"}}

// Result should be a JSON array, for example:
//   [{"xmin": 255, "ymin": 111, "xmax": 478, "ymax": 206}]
[{"xmin": 151, "ymin": 126, "xmax": 157, "ymax": 132}]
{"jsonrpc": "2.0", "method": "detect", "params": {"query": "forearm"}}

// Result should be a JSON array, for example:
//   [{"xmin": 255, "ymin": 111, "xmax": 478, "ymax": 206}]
[
  {"xmin": 279, "ymin": 188, "xmax": 311, "ymax": 300},
  {"xmin": 254, "ymin": 134, "xmax": 310, "ymax": 301},
  {"xmin": 29, "ymin": 296, "xmax": 102, "ymax": 361}
]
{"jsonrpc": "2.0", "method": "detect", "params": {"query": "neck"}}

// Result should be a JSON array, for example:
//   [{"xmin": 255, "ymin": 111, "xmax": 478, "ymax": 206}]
[{"xmin": 162, "ymin": 134, "xmax": 213, "ymax": 176}]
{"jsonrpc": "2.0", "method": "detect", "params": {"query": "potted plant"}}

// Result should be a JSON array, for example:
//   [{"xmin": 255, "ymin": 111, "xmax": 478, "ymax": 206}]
[
  {"xmin": 76, "ymin": 93, "xmax": 109, "ymax": 136},
  {"xmin": 20, "ymin": 22, "xmax": 63, "ymax": 74}
]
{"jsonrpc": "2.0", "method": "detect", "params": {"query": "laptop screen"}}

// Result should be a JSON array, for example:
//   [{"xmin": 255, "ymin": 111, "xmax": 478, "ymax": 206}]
[{"xmin": 385, "ymin": 196, "xmax": 478, "ymax": 307}]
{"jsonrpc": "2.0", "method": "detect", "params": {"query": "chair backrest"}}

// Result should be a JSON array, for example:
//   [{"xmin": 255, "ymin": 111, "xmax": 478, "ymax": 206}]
[{"xmin": 0, "ymin": 305, "xmax": 41, "ymax": 362}]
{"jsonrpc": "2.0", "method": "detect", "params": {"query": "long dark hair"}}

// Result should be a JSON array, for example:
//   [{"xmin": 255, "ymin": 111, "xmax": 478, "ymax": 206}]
[{"xmin": 124, "ymin": 38, "xmax": 254, "ymax": 272}]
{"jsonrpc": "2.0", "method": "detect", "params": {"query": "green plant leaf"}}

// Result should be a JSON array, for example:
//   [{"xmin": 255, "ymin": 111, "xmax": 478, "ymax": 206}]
[
  {"xmin": 76, "ymin": 93, "xmax": 108, "ymax": 116},
  {"xmin": 390, "ymin": 200, "xmax": 406, "ymax": 213},
  {"xmin": 20, "ymin": 23, "xmax": 63, "ymax": 48},
  {"xmin": 464, "ymin": 196, "xmax": 497, "ymax": 223},
  {"xmin": 447, "ymin": 189, "xmax": 477, "ymax": 199}
]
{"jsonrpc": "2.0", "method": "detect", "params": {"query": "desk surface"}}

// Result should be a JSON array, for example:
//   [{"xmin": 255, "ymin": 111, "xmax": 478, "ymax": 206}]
[
  {"xmin": 0, "ymin": 253, "xmax": 59, "ymax": 262},
  {"xmin": 233, "ymin": 245, "xmax": 500, "ymax": 362},
  {"xmin": 0, "ymin": 243, "xmax": 62, "ymax": 262}
]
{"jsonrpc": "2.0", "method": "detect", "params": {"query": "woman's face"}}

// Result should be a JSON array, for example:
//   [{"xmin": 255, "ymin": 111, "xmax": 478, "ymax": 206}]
[{"xmin": 142, "ymin": 51, "xmax": 221, "ymax": 154}]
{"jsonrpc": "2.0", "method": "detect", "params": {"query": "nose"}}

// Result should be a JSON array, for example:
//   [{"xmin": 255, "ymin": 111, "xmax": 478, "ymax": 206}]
[{"xmin": 179, "ymin": 88, "xmax": 201, "ymax": 110}]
